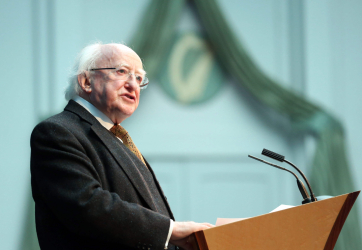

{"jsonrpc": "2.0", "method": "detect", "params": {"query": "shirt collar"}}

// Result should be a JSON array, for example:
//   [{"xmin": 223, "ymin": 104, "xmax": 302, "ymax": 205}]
[{"xmin": 73, "ymin": 96, "xmax": 115, "ymax": 130}]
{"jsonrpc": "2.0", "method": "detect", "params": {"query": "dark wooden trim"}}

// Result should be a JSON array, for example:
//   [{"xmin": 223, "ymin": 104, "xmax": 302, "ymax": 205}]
[
  {"xmin": 194, "ymin": 231, "xmax": 209, "ymax": 250},
  {"xmin": 324, "ymin": 191, "xmax": 360, "ymax": 250}
]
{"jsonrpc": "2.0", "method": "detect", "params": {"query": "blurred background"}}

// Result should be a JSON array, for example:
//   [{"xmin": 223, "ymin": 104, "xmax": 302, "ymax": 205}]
[{"xmin": 1, "ymin": 0, "xmax": 362, "ymax": 249}]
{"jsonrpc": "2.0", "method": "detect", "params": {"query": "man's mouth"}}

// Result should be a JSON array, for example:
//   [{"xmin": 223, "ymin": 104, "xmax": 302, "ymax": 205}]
[{"xmin": 121, "ymin": 93, "xmax": 135, "ymax": 101}]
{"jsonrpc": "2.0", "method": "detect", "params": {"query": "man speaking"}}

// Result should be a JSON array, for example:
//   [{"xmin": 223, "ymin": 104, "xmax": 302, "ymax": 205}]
[{"xmin": 30, "ymin": 43, "xmax": 212, "ymax": 250}]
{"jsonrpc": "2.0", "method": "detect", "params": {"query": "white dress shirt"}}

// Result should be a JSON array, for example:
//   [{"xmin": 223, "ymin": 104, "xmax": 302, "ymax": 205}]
[{"xmin": 73, "ymin": 96, "xmax": 173, "ymax": 249}]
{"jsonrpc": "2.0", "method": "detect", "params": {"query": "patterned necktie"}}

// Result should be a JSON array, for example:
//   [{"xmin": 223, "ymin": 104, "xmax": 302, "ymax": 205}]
[{"xmin": 110, "ymin": 124, "xmax": 146, "ymax": 166}]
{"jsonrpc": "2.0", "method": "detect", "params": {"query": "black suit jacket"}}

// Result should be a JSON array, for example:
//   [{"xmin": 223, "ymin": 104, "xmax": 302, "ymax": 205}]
[{"xmin": 31, "ymin": 100, "xmax": 175, "ymax": 250}]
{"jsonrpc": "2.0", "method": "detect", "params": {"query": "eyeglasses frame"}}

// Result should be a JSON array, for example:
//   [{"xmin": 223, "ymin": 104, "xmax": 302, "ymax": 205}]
[{"xmin": 89, "ymin": 67, "xmax": 149, "ymax": 89}]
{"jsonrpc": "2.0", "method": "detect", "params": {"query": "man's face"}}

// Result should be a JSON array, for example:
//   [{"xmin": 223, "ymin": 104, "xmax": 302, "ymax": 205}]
[{"xmin": 87, "ymin": 45, "xmax": 143, "ymax": 124}]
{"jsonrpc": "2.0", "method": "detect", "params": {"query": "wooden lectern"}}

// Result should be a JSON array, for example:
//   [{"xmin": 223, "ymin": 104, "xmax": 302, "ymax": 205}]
[{"xmin": 193, "ymin": 191, "xmax": 360, "ymax": 250}]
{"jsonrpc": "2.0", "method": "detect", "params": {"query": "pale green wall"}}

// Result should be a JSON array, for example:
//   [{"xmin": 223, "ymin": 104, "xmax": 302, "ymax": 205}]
[
  {"xmin": 0, "ymin": 1, "xmax": 36, "ymax": 249},
  {"xmin": 1, "ymin": 1, "xmax": 362, "ymax": 249}
]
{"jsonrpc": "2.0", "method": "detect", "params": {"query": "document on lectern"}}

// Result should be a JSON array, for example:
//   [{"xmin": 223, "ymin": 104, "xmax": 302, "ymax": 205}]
[
  {"xmin": 269, "ymin": 204, "xmax": 294, "ymax": 212},
  {"xmin": 216, "ymin": 204, "xmax": 294, "ymax": 226}
]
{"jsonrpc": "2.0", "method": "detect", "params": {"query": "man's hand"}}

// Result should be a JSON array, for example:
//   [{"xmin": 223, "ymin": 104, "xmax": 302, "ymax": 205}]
[{"xmin": 170, "ymin": 221, "xmax": 214, "ymax": 250}]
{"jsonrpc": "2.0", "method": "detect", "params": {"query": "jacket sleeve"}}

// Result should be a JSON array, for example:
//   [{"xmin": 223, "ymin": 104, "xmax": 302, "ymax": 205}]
[{"xmin": 30, "ymin": 120, "xmax": 170, "ymax": 249}]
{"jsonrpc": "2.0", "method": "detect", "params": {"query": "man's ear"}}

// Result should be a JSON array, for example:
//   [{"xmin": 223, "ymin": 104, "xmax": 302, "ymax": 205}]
[{"xmin": 78, "ymin": 73, "xmax": 92, "ymax": 94}]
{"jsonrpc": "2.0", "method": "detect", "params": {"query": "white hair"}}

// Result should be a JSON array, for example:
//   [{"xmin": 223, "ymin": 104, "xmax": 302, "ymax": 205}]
[{"xmin": 64, "ymin": 42, "xmax": 104, "ymax": 100}]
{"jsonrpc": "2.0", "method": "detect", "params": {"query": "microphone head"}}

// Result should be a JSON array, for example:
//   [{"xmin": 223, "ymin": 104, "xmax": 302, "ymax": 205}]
[{"xmin": 262, "ymin": 148, "xmax": 285, "ymax": 162}]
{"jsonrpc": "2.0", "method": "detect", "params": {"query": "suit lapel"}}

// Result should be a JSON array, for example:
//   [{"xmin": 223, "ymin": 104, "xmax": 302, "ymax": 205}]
[
  {"xmin": 144, "ymin": 158, "xmax": 175, "ymax": 220},
  {"xmin": 65, "ymin": 100, "xmax": 157, "ymax": 211}
]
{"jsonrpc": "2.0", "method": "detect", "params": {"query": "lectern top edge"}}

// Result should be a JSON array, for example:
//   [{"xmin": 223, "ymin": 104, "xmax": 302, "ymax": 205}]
[{"xmin": 193, "ymin": 191, "xmax": 360, "ymax": 250}]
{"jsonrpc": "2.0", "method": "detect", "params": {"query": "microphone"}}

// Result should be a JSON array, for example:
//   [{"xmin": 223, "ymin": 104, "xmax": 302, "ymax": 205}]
[
  {"xmin": 248, "ymin": 155, "xmax": 312, "ymax": 204},
  {"xmin": 261, "ymin": 149, "xmax": 317, "ymax": 202}
]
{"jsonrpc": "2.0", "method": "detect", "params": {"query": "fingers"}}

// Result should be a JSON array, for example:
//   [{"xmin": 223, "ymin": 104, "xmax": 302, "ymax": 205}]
[
  {"xmin": 194, "ymin": 223, "xmax": 213, "ymax": 231},
  {"xmin": 170, "ymin": 221, "xmax": 215, "ymax": 250},
  {"xmin": 200, "ymin": 222, "xmax": 214, "ymax": 228},
  {"xmin": 171, "ymin": 221, "xmax": 215, "ymax": 241}
]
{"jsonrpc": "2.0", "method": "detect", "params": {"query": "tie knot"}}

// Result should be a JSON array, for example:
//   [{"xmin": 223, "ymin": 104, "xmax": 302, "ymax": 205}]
[
  {"xmin": 110, "ymin": 124, "xmax": 128, "ymax": 139},
  {"xmin": 109, "ymin": 124, "xmax": 146, "ymax": 166}
]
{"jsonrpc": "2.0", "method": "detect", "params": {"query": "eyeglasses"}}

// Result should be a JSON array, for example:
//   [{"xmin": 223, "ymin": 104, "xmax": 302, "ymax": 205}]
[{"xmin": 89, "ymin": 66, "xmax": 149, "ymax": 89}]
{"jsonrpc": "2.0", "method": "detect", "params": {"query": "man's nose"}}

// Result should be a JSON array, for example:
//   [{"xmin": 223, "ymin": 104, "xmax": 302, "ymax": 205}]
[{"xmin": 124, "ymin": 73, "xmax": 138, "ymax": 89}]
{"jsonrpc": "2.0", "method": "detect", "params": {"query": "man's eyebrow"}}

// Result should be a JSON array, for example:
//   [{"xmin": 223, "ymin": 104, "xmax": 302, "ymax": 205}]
[
  {"xmin": 137, "ymin": 69, "xmax": 146, "ymax": 76},
  {"xmin": 117, "ymin": 63, "xmax": 130, "ymax": 68},
  {"xmin": 117, "ymin": 63, "xmax": 146, "ymax": 75}
]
